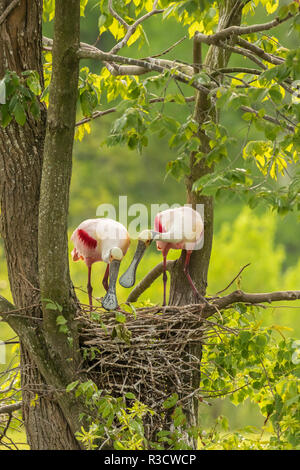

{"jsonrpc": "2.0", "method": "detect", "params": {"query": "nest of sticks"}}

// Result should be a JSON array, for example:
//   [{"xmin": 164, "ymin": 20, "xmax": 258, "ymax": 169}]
[{"xmin": 77, "ymin": 303, "xmax": 233, "ymax": 427}]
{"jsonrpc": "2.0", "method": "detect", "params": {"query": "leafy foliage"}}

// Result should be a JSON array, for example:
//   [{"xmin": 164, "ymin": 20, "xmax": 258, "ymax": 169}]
[
  {"xmin": 0, "ymin": 71, "xmax": 41, "ymax": 127},
  {"xmin": 1, "ymin": 0, "xmax": 300, "ymax": 451},
  {"xmin": 67, "ymin": 303, "xmax": 300, "ymax": 450}
]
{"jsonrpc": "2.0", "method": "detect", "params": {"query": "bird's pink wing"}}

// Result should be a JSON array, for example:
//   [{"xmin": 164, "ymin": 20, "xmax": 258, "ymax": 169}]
[
  {"xmin": 154, "ymin": 215, "xmax": 165, "ymax": 233},
  {"xmin": 77, "ymin": 229, "xmax": 97, "ymax": 249}
]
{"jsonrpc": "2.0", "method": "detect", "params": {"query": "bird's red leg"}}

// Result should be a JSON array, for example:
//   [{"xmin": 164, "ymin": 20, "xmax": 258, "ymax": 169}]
[
  {"xmin": 87, "ymin": 265, "xmax": 93, "ymax": 311},
  {"xmin": 162, "ymin": 247, "xmax": 170, "ymax": 306},
  {"xmin": 102, "ymin": 264, "xmax": 109, "ymax": 291},
  {"xmin": 183, "ymin": 250, "xmax": 208, "ymax": 304}
]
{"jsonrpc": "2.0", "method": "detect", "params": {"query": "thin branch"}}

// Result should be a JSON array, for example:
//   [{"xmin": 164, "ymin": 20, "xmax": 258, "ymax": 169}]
[
  {"xmin": 0, "ymin": 295, "xmax": 16, "ymax": 316},
  {"xmin": 75, "ymin": 96, "xmax": 195, "ymax": 127},
  {"xmin": 127, "ymin": 261, "xmax": 175, "ymax": 303},
  {"xmin": 76, "ymin": 107, "xmax": 117, "ymax": 127},
  {"xmin": 240, "ymin": 105, "xmax": 295, "ymax": 132},
  {"xmin": 236, "ymin": 37, "xmax": 284, "ymax": 66},
  {"xmin": 0, "ymin": 402, "xmax": 22, "ymax": 415},
  {"xmin": 202, "ymin": 13, "xmax": 295, "ymax": 42},
  {"xmin": 215, "ymin": 263, "xmax": 251, "ymax": 296},
  {"xmin": 208, "ymin": 289, "xmax": 300, "ymax": 318},
  {"xmin": 76, "ymin": 95, "xmax": 295, "ymax": 135},
  {"xmin": 149, "ymin": 35, "xmax": 188, "ymax": 59},
  {"xmin": 77, "ymin": 46, "xmax": 210, "ymax": 94},
  {"xmin": 108, "ymin": 0, "xmax": 129, "ymax": 30},
  {"xmin": 0, "ymin": 0, "xmax": 20, "ymax": 26},
  {"xmin": 213, "ymin": 66, "xmax": 262, "ymax": 76},
  {"xmin": 195, "ymin": 32, "xmax": 266, "ymax": 69},
  {"xmin": 109, "ymin": 0, "xmax": 164, "ymax": 55}
]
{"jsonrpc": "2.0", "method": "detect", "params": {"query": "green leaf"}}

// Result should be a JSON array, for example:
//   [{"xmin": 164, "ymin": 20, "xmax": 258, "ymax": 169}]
[
  {"xmin": 30, "ymin": 99, "xmax": 41, "ymax": 120},
  {"xmin": 163, "ymin": 393, "xmax": 179, "ymax": 409},
  {"xmin": 98, "ymin": 14, "xmax": 107, "ymax": 29},
  {"xmin": 26, "ymin": 74, "xmax": 41, "ymax": 96},
  {"xmin": 12, "ymin": 101, "xmax": 26, "ymax": 126},
  {"xmin": 66, "ymin": 380, "xmax": 79, "ymax": 392},
  {"xmin": 0, "ymin": 104, "xmax": 12, "ymax": 127},
  {"xmin": 268, "ymin": 85, "xmax": 283, "ymax": 104},
  {"xmin": 56, "ymin": 315, "xmax": 67, "ymax": 325},
  {"xmin": 115, "ymin": 311, "xmax": 126, "ymax": 323}
]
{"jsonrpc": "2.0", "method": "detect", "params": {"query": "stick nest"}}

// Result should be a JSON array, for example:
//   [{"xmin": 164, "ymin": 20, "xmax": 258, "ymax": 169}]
[{"xmin": 77, "ymin": 303, "xmax": 225, "ymax": 416}]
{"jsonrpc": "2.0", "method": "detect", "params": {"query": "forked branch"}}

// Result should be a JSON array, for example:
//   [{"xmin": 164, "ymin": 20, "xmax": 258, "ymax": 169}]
[{"xmin": 108, "ymin": 0, "xmax": 164, "ymax": 55}]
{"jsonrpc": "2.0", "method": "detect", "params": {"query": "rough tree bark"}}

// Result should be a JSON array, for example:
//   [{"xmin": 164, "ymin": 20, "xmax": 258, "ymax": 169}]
[
  {"xmin": 168, "ymin": 0, "xmax": 244, "ymax": 437},
  {"xmin": 169, "ymin": 1, "xmax": 243, "ymax": 307},
  {"xmin": 0, "ymin": 0, "xmax": 82, "ymax": 450}
]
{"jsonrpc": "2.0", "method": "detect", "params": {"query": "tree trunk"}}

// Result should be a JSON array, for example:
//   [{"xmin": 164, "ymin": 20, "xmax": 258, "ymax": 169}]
[
  {"xmin": 168, "ymin": 0, "xmax": 243, "ymax": 446},
  {"xmin": 0, "ymin": 0, "xmax": 80, "ymax": 449},
  {"xmin": 170, "ymin": 1, "xmax": 243, "ymax": 306}
]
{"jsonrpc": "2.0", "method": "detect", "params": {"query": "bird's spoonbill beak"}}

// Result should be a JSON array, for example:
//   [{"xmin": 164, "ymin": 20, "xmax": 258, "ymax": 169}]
[
  {"xmin": 119, "ymin": 230, "xmax": 154, "ymax": 288},
  {"xmin": 101, "ymin": 247, "xmax": 123, "ymax": 311}
]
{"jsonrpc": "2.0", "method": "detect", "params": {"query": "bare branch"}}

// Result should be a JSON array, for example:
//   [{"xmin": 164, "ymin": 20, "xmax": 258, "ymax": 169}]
[
  {"xmin": 0, "ymin": 0, "xmax": 20, "ymax": 26},
  {"xmin": 150, "ymin": 35, "xmax": 188, "ymax": 59},
  {"xmin": 77, "ymin": 46, "xmax": 210, "ymax": 94},
  {"xmin": 215, "ymin": 263, "xmax": 251, "ymax": 296},
  {"xmin": 207, "ymin": 289, "xmax": 300, "ymax": 318},
  {"xmin": 202, "ymin": 13, "xmax": 295, "ymax": 42},
  {"xmin": 213, "ymin": 66, "xmax": 262, "ymax": 76},
  {"xmin": 236, "ymin": 37, "xmax": 284, "ymax": 66},
  {"xmin": 0, "ymin": 295, "xmax": 16, "ymax": 316},
  {"xmin": 109, "ymin": 0, "xmax": 164, "ymax": 55},
  {"xmin": 240, "ymin": 105, "xmax": 295, "ymax": 132},
  {"xmin": 195, "ymin": 32, "xmax": 266, "ymax": 69},
  {"xmin": 108, "ymin": 0, "xmax": 129, "ymax": 30},
  {"xmin": 127, "ymin": 261, "xmax": 175, "ymax": 303},
  {"xmin": 75, "ymin": 96, "xmax": 195, "ymax": 127},
  {"xmin": 0, "ymin": 402, "xmax": 22, "ymax": 415}
]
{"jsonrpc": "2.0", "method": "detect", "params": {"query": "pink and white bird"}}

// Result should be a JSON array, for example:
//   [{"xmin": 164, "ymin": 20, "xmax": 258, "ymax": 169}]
[
  {"xmin": 71, "ymin": 218, "xmax": 130, "ymax": 311},
  {"xmin": 119, "ymin": 206, "xmax": 206, "ymax": 306}
]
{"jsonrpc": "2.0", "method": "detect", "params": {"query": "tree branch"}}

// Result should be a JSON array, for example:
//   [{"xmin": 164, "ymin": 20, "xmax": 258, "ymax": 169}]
[
  {"xmin": 215, "ymin": 263, "xmax": 251, "ymax": 296},
  {"xmin": 195, "ymin": 32, "xmax": 266, "ymax": 69},
  {"xmin": 75, "ymin": 96, "xmax": 294, "ymax": 135},
  {"xmin": 75, "ymin": 96, "xmax": 196, "ymax": 127},
  {"xmin": 0, "ymin": 0, "xmax": 20, "ymax": 26},
  {"xmin": 201, "ymin": 12, "xmax": 295, "ymax": 42},
  {"xmin": 108, "ymin": 0, "xmax": 129, "ymax": 30},
  {"xmin": 204, "ymin": 289, "xmax": 300, "ymax": 318},
  {"xmin": 0, "ymin": 402, "xmax": 22, "ymax": 415},
  {"xmin": 236, "ymin": 37, "xmax": 284, "ymax": 66},
  {"xmin": 109, "ymin": 0, "xmax": 164, "ymax": 55},
  {"xmin": 39, "ymin": 1, "xmax": 80, "ymax": 336},
  {"xmin": 0, "ymin": 295, "xmax": 15, "ymax": 316},
  {"xmin": 240, "ymin": 105, "xmax": 295, "ymax": 132},
  {"xmin": 127, "ymin": 261, "xmax": 175, "ymax": 303},
  {"xmin": 77, "ymin": 46, "xmax": 209, "ymax": 94}
]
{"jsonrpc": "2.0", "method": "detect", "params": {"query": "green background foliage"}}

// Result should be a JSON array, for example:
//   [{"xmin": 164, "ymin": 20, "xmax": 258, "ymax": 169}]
[{"xmin": 1, "ymin": 0, "xmax": 300, "ymax": 449}]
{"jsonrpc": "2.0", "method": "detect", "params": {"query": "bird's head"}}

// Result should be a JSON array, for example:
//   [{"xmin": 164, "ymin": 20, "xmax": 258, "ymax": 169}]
[
  {"xmin": 109, "ymin": 246, "xmax": 123, "ymax": 262},
  {"xmin": 138, "ymin": 229, "xmax": 156, "ymax": 246}
]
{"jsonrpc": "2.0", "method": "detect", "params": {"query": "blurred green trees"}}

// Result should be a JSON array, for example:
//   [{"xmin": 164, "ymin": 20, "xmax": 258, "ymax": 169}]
[{"xmin": 1, "ymin": 0, "xmax": 300, "ymax": 449}]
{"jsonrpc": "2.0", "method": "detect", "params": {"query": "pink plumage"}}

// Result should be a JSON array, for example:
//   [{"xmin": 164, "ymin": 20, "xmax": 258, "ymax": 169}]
[{"xmin": 71, "ymin": 218, "xmax": 130, "ymax": 310}]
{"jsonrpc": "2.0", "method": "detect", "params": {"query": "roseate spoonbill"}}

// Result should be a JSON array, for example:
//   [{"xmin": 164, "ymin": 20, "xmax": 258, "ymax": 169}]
[
  {"xmin": 71, "ymin": 218, "xmax": 130, "ymax": 311},
  {"xmin": 119, "ymin": 206, "xmax": 206, "ymax": 306}
]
